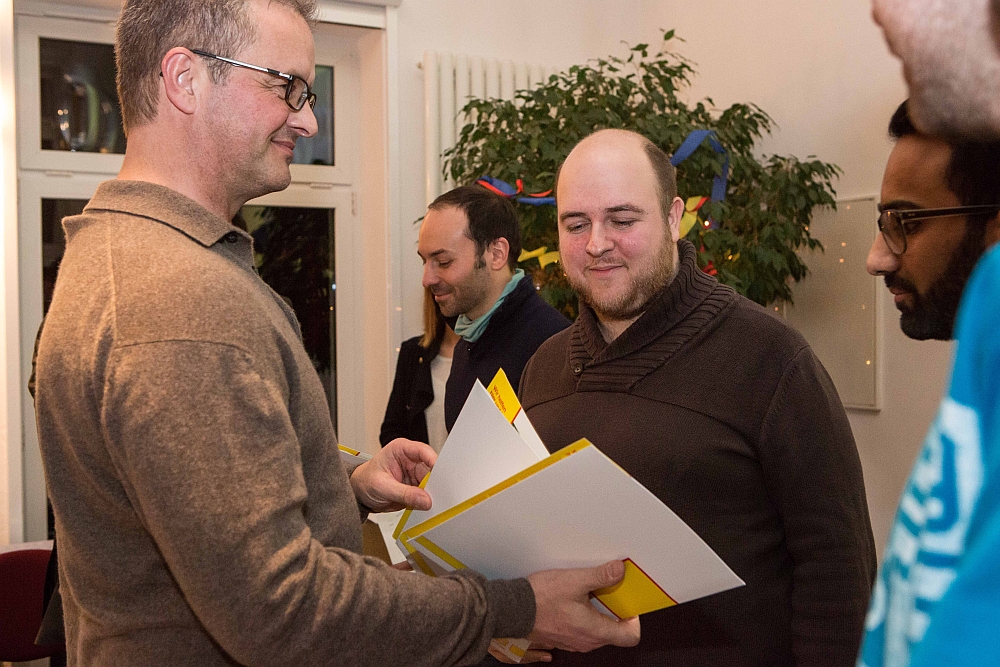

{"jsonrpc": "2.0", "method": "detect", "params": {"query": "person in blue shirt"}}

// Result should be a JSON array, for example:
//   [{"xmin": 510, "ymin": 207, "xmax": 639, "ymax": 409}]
[{"xmin": 860, "ymin": 99, "xmax": 1000, "ymax": 665}]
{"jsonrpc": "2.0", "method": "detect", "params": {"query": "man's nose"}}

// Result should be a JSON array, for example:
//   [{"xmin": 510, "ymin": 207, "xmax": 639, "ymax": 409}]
[
  {"xmin": 586, "ymin": 224, "xmax": 613, "ymax": 257},
  {"xmin": 289, "ymin": 101, "xmax": 319, "ymax": 138},
  {"xmin": 422, "ymin": 264, "xmax": 437, "ymax": 289},
  {"xmin": 866, "ymin": 232, "xmax": 900, "ymax": 276}
]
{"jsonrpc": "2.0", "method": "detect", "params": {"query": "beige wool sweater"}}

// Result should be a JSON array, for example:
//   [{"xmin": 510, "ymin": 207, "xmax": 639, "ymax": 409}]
[{"xmin": 34, "ymin": 180, "xmax": 534, "ymax": 666}]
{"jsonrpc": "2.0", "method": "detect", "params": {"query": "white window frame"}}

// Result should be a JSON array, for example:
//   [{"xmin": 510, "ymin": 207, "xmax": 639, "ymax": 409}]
[
  {"xmin": 15, "ymin": 15, "xmax": 123, "ymax": 175},
  {"xmin": 17, "ymin": 170, "xmax": 107, "ymax": 541}
]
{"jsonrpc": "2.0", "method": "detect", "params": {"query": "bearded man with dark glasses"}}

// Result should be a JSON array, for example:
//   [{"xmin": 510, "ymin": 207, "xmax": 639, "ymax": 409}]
[{"xmin": 867, "ymin": 100, "xmax": 1000, "ymax": 340}]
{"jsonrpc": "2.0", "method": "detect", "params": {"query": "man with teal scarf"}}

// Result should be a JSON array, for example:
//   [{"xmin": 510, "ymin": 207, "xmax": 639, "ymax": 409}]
[{"xmin": 418, "ymin": 185, "xmax": 569, "ymax": 431}]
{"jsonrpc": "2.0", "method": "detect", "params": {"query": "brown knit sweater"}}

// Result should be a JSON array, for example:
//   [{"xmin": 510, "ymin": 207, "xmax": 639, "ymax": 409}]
[
  {"xmin": 519, "ymin": 240, "xmax": 876, "ymax": 666},
  {"xmin": 34, "ymin": 180, "xmax": 534, "ymax": 666}
]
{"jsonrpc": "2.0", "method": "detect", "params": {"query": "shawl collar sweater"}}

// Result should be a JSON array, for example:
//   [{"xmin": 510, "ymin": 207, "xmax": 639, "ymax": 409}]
[
  {"xmin": 34, "ymin": 180, "xmax": 534, "ymax": 667},
  {"xmin": 520, "ymin": 240, "xmax": 877, "ymax": 666}
]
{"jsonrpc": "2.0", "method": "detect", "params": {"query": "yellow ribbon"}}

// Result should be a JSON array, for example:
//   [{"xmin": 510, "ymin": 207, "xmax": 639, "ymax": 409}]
[
  {"xmin": 519, "ymin": 247, "xmax": 560, "ymax": 268},
  {"xmin": 539, "ymin": 251, "xmax": 561, "ymax": 268},
  {"xmin": 518, "ymin": 247, "xmax": 548, "ymax": 262}
]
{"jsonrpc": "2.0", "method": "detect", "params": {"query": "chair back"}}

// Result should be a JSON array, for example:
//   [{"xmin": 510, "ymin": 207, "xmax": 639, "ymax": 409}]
[{"xmin": 0, "ymin": 547, "xmax": 64, "ymax": 661}]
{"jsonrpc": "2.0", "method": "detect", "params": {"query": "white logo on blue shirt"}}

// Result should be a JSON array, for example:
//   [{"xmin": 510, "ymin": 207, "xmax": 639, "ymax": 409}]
[{"xmin": 860, "ymin": 397, "xmax": 983, "ymax": 667}]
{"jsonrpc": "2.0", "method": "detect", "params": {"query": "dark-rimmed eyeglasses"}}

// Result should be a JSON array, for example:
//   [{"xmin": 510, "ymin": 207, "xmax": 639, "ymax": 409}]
[
  {"xmin": 191, "ymin": 49, "xmax": 317, "ymax": 112},
  {"xmin": 877, "ymin": 205, "xmax": 1000, "ymax": 255}
]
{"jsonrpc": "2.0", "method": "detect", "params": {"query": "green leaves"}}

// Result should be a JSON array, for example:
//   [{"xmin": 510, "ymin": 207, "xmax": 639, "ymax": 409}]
[{"xmin": 443, "ymin": 31, "xmax": 840, "ymax": 317}]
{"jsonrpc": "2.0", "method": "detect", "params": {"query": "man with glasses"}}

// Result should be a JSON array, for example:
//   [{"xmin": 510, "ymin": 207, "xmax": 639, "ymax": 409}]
[
  {"xmin": 858, "ymin": 99, "xmax": 1000, "ymax": 667},
  {"xmin": 864, "ymin": 3, "xmax": 1000, "ymax": 666},
  {"xmin": 867, "ymin": 100, "xmax": 1000, "ymax": 340},
  {"xmin": 32, "ymin": 1, "xmax": 639, "ymax": 665}
]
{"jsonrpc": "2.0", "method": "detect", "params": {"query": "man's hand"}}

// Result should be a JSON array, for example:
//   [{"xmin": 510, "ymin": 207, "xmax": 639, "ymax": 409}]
[
  {"xmin": 350, "ymin": 438, "xmax": 436, "ymax": 512},
  {"xmin": 527, "ymin": 560, "xmax": 641, "ymax": 653}
]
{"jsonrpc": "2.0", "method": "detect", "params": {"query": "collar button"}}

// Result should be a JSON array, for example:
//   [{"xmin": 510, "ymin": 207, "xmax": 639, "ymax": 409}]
[{"xmin": 223, "ymin": 232, "xmax": 240, "ymax": 244}]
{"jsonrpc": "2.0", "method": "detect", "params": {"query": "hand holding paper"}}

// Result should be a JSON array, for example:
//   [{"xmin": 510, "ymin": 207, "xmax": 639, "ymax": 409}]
[
  {"xmin": 392, "ymin": 371, "xmax": 743, "ymax": 662},
  {"xmin": 527, "ymin": 560, "xmax": 641, "ymax": 653},
  {"xmin": 350, "ymin": 438, "xmax": 436, "ymax": 512}
]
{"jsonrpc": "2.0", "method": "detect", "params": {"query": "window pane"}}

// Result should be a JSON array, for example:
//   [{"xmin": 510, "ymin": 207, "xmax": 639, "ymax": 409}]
[
  {"xmin": 41, "ymin": 199, "xmax": 88, "ymax": 314},
  {"xmin": 241, "ymin": 205, "xmax": 337, "ymax": 428},
  {"xmin": 292, "ymin": 65, "xmax": 333, "ymax": 166},
  {"xmin": 39, "ymin": 38, "xmax": 125, "ymax": 154}
]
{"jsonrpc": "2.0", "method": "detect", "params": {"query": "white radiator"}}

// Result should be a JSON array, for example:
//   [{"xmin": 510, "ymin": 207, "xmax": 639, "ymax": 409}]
[{"xmin": 422, "ymin": 51, "xmax": 559, "ymax": 205}]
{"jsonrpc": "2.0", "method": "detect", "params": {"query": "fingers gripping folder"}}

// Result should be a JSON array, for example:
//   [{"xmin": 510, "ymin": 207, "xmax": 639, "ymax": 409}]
[{"xmin": 393, "ymin": 370, "xmax": 744, "ymax": 662}]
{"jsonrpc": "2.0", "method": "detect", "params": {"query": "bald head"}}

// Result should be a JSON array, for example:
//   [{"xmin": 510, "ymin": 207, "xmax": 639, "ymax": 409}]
[
  {"xmin": 555, "ymin": 129, "xmax": 685, "ymax": 340},
  {"xmin": 557, "ymin": 129, "xmax": 678, "ymax": 224}
]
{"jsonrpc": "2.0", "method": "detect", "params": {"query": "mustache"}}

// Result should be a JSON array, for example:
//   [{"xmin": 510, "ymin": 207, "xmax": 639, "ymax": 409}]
[
  {"xmin": 883, "ymin": 273, "xmax": 917, "ymax": 293},
  {"xmin": 585, "ymin": 258, "xmax": 626, "ymax": 269},
  {"xmin": 271, "ymin": 131, "xmax": 299, "ymax": 146}
]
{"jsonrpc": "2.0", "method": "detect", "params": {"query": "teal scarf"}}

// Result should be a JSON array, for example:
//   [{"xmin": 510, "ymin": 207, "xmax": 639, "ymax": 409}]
[{"xmin": 453, "ymin": 269, "xmax": 525, "ymax": 343}]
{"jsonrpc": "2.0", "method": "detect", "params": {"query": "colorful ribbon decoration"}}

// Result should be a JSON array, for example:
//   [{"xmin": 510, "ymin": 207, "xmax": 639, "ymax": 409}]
[
  {"xmin": 680, "ymin": 196, "xmax": 709, "ymax": 237},
  {"xmin": 669, "ymin": 129, "xmax": 729, "ymax": 230},
  {"xmin": 476, "ymin": 176, "xmax": 556, "ymax": 206},
  {"xmin": 477, "ymin": 128, "xmax": 728, "ymax": 235}
]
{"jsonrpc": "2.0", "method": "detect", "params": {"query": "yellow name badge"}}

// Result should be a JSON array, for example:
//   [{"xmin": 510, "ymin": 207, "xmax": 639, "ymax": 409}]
[
  {"xmin": 487, "ymin": 369, "xmax": 521, "ymax": 424},
  {"xmin": 593, "ymin": 559, "xmax": 677, "ymax": 618}
]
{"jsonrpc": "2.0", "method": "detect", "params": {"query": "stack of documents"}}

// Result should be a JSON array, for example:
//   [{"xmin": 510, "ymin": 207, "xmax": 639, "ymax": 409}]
[{"xmin": 391, "ymin": 370, "xmax": 744, "ymax": 662}]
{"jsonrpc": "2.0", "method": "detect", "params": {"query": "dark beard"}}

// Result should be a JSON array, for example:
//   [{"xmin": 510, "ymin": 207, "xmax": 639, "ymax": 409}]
[{"xmin": 890, "ymin": 222, "xmax": 987, "ymax": 340}]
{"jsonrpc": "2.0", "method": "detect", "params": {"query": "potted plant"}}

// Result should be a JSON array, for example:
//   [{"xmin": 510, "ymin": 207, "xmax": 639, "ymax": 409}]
[{"xmin": 444, "ymin": 32, "xmax": 840, "ymax": 317}]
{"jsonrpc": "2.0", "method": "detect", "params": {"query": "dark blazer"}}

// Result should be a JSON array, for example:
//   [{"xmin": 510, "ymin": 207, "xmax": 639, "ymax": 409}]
[
  {"xmin": 444, "ymin": 274, "xmax": 570, "ymax": 431},
  {"xmin": 379, "ymin": 335, "xmax": 440, "ymax": 445}
]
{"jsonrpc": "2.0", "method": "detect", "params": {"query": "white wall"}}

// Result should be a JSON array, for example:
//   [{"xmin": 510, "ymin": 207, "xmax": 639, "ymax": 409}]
[{"xmin": 395, "ymin": 0, "xmax": 953, "ymax": 554}]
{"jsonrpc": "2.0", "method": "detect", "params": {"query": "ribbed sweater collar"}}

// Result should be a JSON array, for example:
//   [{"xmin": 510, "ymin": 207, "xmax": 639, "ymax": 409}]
[{"xmin": 569, "ymin": 239, "xmax": 733, "ymax": 391}]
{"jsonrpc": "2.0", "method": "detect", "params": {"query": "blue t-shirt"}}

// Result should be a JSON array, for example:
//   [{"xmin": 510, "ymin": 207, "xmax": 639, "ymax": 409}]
[{"xmin": 859, "ymin": 243, "xmax": 1000, "ymax": 667}]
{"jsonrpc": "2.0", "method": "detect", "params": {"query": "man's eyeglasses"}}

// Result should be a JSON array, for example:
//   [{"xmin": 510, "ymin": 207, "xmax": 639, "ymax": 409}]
[
  {"xmin": 191, "ymin": 49, "xmax": 317, "ymax": 112},
  {"xmin": 877, "ymin": 205, "xmax": 1000, "ymax": 255}
]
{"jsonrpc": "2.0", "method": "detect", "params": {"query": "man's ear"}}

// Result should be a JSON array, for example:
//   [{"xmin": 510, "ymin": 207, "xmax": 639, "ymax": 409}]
[
  {"xmin": 666, "ymin": 196, "xmax": 684, "ymax": 243},
  {"xmin": 487, "ymin": 237, "xmax": 511, "ymax": 271},
  {"xmin": 160, "ymin": 47, "xmax": 200, "ymax": 115}
]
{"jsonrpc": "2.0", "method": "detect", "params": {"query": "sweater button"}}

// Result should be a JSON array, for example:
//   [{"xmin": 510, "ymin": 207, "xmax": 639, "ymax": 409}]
[
  {"xmin": 572, "ymin": 364, "xmax": 583, "ymax": 374},
  {"xmin": 223, "ymin": 231, "xmax": 240, "ymax": 244}
]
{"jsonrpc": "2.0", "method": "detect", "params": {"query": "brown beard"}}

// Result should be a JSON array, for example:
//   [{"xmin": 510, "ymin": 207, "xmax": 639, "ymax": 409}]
[{"xmin": 570, "ymin": 239, "xmax": 676, "ymax": 323}]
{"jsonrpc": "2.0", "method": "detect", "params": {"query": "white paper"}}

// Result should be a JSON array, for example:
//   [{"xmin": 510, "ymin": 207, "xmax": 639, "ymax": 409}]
[
  {"xmin": 408, "ymin": 443, "xmax": 744, "ymax": 607},
  {"xmin": 368, "ymin": 511, "xmax": 407, "ymax": 565},
  {"xmin": 394, "ymin": 381, "xmax": 544, "ymax": 539}
]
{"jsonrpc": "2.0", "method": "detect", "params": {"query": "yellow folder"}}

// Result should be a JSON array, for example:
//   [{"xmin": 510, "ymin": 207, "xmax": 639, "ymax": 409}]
[{"xmin": 395, "ymin": 370, "xmax": 744, "ymax": 661}]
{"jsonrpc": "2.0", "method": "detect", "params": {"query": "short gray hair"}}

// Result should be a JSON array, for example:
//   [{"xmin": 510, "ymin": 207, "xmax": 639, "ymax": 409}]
[{"xmin": 116, "ymin": 0, "xmax": 317, "ymax": 134}]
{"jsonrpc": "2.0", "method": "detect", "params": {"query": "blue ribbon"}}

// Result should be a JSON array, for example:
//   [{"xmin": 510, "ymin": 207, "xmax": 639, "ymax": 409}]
[{"xmin": 669, "ymin": 130, "xmax": 729, "ymax": 229}]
